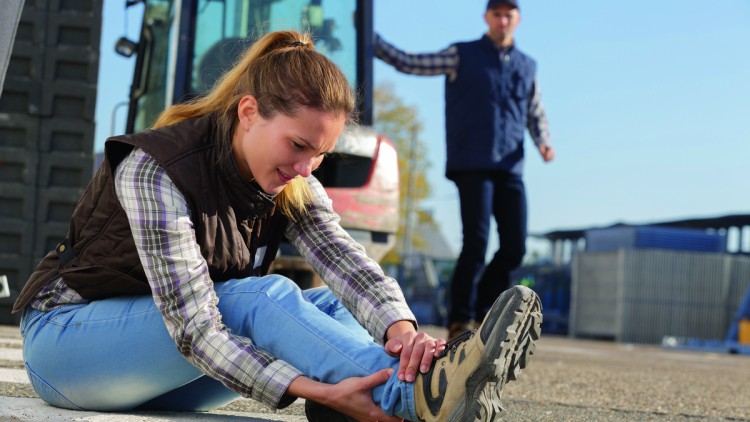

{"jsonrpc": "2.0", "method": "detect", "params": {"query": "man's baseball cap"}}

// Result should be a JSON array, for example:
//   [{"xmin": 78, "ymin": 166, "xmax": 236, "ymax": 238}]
[{"xmin": 487, "ymin": 0, "xmax": 519, "ymax": 10}]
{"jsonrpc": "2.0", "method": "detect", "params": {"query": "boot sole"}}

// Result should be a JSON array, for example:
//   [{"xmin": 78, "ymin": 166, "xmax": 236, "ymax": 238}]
[{"xmin": 448, "ymin": 285, "xmax": 543, "ymax": 422}]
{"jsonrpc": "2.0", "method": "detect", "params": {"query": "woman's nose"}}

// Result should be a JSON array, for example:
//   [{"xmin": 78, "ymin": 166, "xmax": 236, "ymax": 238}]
[{"xmin": 293, "ymin": 159, "xmax": 313, "ymax": 178}]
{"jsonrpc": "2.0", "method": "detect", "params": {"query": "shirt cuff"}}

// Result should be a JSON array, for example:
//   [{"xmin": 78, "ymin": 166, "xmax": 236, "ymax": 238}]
[
  {"xmin": 252, "ymin": 360, "xmax": 304, "ymax": 409},
  {"xmin": 373, "ymin": 303, "xmax": 418, "ymax": 345}
]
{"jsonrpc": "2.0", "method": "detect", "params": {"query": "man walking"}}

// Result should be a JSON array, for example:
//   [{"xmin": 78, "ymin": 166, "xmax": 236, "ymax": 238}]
[{"xmin": 376, "ymin": 0, "xmax": 555, "ymax": 339}]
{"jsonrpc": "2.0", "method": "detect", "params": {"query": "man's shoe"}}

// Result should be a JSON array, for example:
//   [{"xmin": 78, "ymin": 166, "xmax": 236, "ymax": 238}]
[
  {"xmin": 415, "ymin": 285, "xmax": 542, "ymax": 422},
  {"xmin": 447, "ymin": 320, "xmax": 476, "ymax": 341}
]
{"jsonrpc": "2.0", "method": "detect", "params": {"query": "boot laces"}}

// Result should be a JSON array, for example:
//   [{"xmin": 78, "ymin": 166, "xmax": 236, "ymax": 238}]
[{"xmin": 437, "ymin": 329, "xmax": 475, "ymax": 359}]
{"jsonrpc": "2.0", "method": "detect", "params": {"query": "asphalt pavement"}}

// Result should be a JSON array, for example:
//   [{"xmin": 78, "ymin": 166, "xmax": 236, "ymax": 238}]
[{"xmin": 1, "ymin": 324, "xmax": 748, "ymax": 421}]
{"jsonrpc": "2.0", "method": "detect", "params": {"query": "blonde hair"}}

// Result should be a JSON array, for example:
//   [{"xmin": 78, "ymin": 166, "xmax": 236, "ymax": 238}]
[{"xmin": 152, "ymin": 30, "xmax": 355, "ymax": 218}]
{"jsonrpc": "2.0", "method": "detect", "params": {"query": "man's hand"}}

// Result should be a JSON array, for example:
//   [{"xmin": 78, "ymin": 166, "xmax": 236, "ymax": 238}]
[{"xmin": 538, "ymin": 144, "xmax": 555, "ymax": 162}]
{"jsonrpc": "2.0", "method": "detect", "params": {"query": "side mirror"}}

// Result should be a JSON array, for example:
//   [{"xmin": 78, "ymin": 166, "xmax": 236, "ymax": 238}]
[{"xmin": 115, "ymin": 37, "xmax": 139, "ymax": 58}]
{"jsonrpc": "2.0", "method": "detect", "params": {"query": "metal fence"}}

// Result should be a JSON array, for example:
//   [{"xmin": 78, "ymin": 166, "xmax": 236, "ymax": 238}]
[{"xmin": 570, "ymin": 249, "xmax": 750, "ymax": 344}]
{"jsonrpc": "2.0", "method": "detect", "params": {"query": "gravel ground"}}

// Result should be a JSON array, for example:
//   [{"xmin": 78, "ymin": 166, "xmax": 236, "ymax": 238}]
[
  {"xmin": 2, "ymin": 325, "xmax": 749, "ymax": 421},
  {"xmin": 499, "ymin": 335, "xmax": 750, "ymax": 421}
]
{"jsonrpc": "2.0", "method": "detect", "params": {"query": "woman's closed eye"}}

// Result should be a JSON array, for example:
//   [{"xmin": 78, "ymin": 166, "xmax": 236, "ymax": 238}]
[{"xmin": 291, "ymin": 140, "xmax": 305, "ymax": 151}]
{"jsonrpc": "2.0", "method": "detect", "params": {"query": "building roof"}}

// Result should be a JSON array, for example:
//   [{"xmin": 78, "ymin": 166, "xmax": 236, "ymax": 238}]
[{"xmin": 538, "ymin": 213, "xmax": 750, "ymax": 242}]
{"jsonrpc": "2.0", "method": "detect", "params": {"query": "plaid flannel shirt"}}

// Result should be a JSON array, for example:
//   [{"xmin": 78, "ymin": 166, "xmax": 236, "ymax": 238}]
[{"xmin": 31, "ymin": 148, "xmax": 415, "ymax": 408}]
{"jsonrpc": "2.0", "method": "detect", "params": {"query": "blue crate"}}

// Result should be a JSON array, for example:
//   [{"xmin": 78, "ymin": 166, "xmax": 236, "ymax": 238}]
[
  {"xmin": 512, "ymin": 265, "xmax": 571, "ymax": 335},
  {"xmin": 585, "ymin": 225, "xmax": 726, "ymax": 253}
]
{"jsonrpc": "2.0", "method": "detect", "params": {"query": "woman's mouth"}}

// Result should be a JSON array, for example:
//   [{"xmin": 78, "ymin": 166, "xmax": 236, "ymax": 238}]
[{"xmin": 277, "ymin": 169, "xmax": 295, "ymax": 184}]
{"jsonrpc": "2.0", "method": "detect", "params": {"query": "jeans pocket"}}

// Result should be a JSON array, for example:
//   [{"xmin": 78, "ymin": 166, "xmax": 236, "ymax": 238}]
[
  {"xmin": 41, "ymin": 304, "xmax": 86, "ymax": 328},
  {"xmin": 25, "ymin": 363, "xmax": 82, "ymax": 410}
]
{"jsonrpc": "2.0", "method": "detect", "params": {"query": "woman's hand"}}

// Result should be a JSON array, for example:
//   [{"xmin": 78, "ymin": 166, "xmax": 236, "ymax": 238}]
[
  {"xmin": 384, "ymin": 321, "xmax": 447, "ymax": 383},
  {"xmin": 289, "ymin": 370, "xmax": 403, "ymax": 422},
  {"xmin": 328, "ymin": 369, "xmax": 404, "ymax": 422}
]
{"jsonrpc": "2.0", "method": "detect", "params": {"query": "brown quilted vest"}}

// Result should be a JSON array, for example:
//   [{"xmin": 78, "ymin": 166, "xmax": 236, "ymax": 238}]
[{"xmin": 13, "ymin": 115, "xmax": 288, "ymax": 313}]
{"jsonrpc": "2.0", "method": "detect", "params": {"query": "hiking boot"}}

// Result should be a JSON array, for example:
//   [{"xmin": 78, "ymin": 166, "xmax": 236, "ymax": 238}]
[{"xmin": 414, "ymin": 285, "xmax": 542, "ymax": 422}]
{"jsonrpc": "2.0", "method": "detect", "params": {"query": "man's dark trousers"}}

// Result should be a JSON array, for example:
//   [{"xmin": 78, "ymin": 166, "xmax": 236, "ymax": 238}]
[{"xmin": 449, "ymin": 170, "xmax": 527, "ymax": 325}]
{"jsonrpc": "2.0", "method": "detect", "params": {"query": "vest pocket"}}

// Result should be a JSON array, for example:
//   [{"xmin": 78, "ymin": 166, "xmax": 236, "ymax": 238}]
[{"xmin": 513, "ymin": 73, "xmax": 528, "ymax": 99}]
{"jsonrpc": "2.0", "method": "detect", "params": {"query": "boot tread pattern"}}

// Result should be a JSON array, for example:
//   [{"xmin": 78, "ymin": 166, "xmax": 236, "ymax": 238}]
[{"xmin": 450, "ymin": 287, "xmax": 543, "ymax": 422}]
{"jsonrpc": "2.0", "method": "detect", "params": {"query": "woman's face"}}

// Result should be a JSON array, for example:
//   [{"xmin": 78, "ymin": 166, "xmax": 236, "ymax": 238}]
[{"xmin": 232, "ymin": 95, "xmax": 345, "ymax": 196}]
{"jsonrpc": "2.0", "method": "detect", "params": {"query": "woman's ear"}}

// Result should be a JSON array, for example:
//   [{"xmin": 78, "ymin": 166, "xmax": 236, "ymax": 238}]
[{"xmin": 237, "ymin": 95, "xmax": 259, "ymax": 130}]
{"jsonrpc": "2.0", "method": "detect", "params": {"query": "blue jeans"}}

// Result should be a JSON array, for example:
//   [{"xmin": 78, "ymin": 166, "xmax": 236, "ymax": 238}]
[
  {"xmin": 449, "ymin": 171, "xmax": 527, "ymax": 324},
  {"xmin": 19, "ymin": 276, "xmax": 417, "ymax": 420}
]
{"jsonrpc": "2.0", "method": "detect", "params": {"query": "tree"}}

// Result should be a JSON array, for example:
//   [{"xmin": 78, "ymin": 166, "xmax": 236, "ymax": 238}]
[{"xmin": 374, "ymin": 83, "xmax": 435, "ymax": 266}]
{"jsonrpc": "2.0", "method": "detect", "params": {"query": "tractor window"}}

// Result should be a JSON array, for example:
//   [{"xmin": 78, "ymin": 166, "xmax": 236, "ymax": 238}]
[
  {"xmin": 193, "ymin": 0, "xmax": 357, "ymax": 94},
  {"xmin": 312, "ymin": 128, "xmax": 380, "ymax": 188},
  {"xmin": 132, "ymin": 0, "xmax": 175, "ymax": 132},
  {"xmin": 313, "ymin": 154, "xmax": 372, "ymax": 188}
]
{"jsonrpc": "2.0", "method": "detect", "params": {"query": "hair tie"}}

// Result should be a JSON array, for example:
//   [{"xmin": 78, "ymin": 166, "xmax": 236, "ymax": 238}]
[{"xmin": 290, "ymin": 41, "xmax": 307, "ymax": 47}]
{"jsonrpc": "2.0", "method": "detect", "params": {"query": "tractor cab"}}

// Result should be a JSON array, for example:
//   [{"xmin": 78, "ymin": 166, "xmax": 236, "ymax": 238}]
[{"xmin": 117, "ymin": 0, "xmax": 397, "ymax": 274}]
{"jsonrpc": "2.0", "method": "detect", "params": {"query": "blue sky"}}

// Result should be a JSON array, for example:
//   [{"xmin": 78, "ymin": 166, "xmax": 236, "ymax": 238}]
[
  {"xmin": 372, "ymin": 0, "xmax": 750, "ymax": 254},
  {"xmin": 94, "ymin": 1, "xmax": 750, "ymax": 256}
]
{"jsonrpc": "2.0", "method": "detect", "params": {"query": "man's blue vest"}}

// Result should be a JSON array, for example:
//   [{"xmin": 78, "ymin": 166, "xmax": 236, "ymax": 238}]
[{"xmin": 445, "ymin": 35, "xmax": 536, "ymax": 176}]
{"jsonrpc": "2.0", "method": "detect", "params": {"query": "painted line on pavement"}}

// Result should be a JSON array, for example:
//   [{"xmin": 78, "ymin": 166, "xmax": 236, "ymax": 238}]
[
  {"xmin": 0, "ymin": 367, "xmax": 28, "ymax": 384},
  {"xmin": 0, "ymin": 348, "xmax": 23, "ymax": 361}
]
